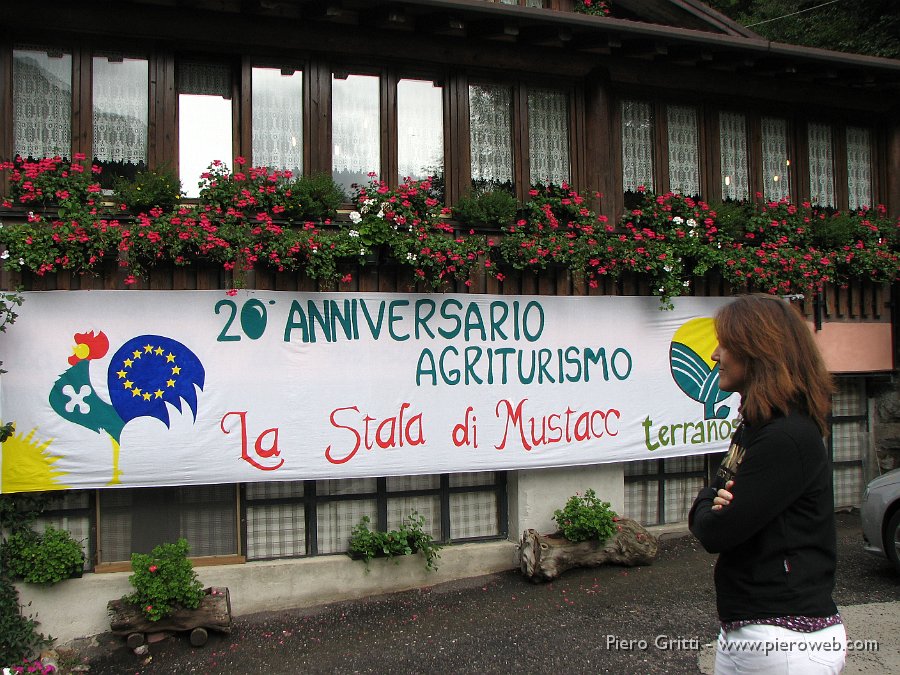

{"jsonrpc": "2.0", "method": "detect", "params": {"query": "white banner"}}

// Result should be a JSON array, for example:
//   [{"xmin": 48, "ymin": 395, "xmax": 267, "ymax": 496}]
[{"xmin": 0, "ymin": 291, "xmax": 740, "ymax": 492}]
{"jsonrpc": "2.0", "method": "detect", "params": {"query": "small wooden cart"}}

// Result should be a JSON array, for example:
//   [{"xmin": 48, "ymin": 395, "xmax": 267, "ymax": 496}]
[{"xmin": 107, "ymin": 586, "xmax": 232, "ymax": 648}]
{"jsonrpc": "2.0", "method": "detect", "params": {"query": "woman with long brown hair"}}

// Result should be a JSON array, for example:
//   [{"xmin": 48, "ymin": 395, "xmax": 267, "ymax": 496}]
[{"xmin": 690, "ymin": 294, "xmax": 846, "ymax": 674}]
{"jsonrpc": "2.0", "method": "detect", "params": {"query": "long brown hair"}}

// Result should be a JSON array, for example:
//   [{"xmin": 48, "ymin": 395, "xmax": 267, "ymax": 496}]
[{"xmin": 715, "ymin": 294, "xmax": 833, "ymax": 435}]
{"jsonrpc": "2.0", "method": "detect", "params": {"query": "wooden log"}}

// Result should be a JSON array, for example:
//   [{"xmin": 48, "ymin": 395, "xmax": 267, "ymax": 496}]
[
  {"xmin": 107, "ymin": 587, "xmax": 232, "ymax": 636},
  {"xmin": 517, "ymin": 518, "xmax": 658, "ymax": 583}
]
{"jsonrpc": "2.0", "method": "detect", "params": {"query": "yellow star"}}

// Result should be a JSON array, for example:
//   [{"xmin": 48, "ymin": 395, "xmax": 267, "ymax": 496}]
[
  {"xmin": 172, "ymin": 366, "xmax": 181, "ymax": 375},
  {"xmin": 124, "ymin": 380, "xmax": 133, "ymax": 389},
  {"xmin": 143, "ymin": 392, "xmax": 151, "ymax": 401},
  {"xmin": 155, "ymin": 346, "xmax": 164, "ymax": 356},
  {"xmin": 166, "ymin": 353, "xmax": 176, "ymax": 362},
  {"xmin": 131, "ymin": 387, "xmax": 143, "ymax": 398},
  {"xmin": 117, "ymin": 370, "xmax": 127, "ymax": 379},
  {"xmin": 154, "ymin": 389, "xmax": 164, "ymax": 399},
  {"xmin": 124, "ymin": 358, "xmax": 133, "ymax": 368},
  {"xmin": 144, "ymin": 344, "xmax": 154, "ymax": 353},
  {"xmin": 132, "ymin": 350, "xmax": 142, "ymax": 359},
  {"xmin": 166, "ymin": 379, "xmax": 176, "ymax": 388}
]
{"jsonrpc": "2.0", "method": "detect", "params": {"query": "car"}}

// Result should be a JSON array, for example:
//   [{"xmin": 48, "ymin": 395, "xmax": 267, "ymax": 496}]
[{"xmin": 861, "ymin": 467, "xmax": 900, "ymax": 573}]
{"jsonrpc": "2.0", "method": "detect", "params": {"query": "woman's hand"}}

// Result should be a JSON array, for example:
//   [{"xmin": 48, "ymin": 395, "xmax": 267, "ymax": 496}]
[{"xmin": 712, "ymin": 480, "xmax": 734, "ymax": 511}]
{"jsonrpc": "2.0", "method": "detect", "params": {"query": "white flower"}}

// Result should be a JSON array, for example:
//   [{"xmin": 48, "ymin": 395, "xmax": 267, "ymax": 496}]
[
  {"xmin": 683, "ymin": 280, "xmax": 691, "ymax": 287},
  {"xmin": 663, "ymin": 264, "xmax": 672, "ymax": 273},
  {"xmin": 0, "ymin": 251, "xmax": 8, "ymax": 260},
  {"xmin": 376, "ymin": 208, "xmax": 385, "ymax": 219},
  {"xmin": 349, "ymin": 211, "xmax": 362, "ymax": 224},
  {"xmin": 406, "ymin": 252, "xmax": 418, "ymax": 262},
  {"xmin": 349, "ymin": 230, "xmax": 360, "ymax": 238},
  {"xmin": 687, "ymin": 218, "xmax": 697, "ymax": 228},
  {"xmin": 359, "ymin": 248, "xmax": 367, "ymax": 256},
  {"xmin": 18, "ymin": 258, "xmax": 24, "ymax": 265},
  {"xmin": 672, "ymin": 216, "xmax": 684, "ymax": 225},
  {"xmin": 658, "ymin": 286, "xmax": 666, "ymax": 293},
  {"xmin": 360, "ymin": 198, "xmax": 375, "ymax": 214}
]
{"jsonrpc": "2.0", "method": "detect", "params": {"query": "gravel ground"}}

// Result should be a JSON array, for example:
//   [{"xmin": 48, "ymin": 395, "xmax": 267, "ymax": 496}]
[{"xmin": 63, "ymin": 511, "xmax": 898, "ymax": 674}]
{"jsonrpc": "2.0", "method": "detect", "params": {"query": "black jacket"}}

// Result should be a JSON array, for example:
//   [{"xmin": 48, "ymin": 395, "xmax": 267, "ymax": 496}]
[{"xmin": 689, "ymin": 411, "xmax": 838, "ymax": 622}]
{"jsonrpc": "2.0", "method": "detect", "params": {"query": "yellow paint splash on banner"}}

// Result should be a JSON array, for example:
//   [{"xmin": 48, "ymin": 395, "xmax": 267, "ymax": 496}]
[{"xmin": 1, "ymin": 427, "xmax": 69, "ymax": 492}]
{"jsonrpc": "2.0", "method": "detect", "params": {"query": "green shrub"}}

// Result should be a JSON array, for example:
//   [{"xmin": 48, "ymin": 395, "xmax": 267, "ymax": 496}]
[
  {"xmin": 113, "ymin": 166, "xmax": 183, "ymax": 214},
  {"xmin": 288, "ymin": 172, "xmax": 345, "ymax": 222},
  {"xmin": 1, "ymin": 526, "xmax": 85, "ymax": 585},
  {"xmin": 452, "ymin": 190, "xmax": 518, "ymax": 229},
  {"xmin": 552, "ymin": 489, "xmax": 618, "ymax": 543},
  {"xmin": 0, "ymin": 573, "xmax": 50, "ymax": 667},
  {"xmin": 125, "ymin": 539, "xmax": 204, "ymax": 622}
]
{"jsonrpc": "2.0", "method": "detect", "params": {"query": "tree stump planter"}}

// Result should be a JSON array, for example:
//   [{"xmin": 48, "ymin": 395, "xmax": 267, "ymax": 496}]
[
  {"xmin": 107, "ymin": 586, "xmax": 232, "ymax": 648},
  {"xmin": 517, "ymin": 518, "xmax": 658, "ymax": 582}
]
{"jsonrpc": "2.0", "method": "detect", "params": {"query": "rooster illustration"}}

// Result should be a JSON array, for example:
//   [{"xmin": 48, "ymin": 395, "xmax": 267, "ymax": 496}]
[{"xmin": 48, "ymin": 331, "xmax": 205, "ymax": 484}]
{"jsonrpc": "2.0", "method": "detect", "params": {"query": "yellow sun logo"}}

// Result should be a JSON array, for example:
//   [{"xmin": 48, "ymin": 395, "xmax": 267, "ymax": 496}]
[{"xmin": 1, "ymin": 427, "xmax": 69, "ymax": 492}]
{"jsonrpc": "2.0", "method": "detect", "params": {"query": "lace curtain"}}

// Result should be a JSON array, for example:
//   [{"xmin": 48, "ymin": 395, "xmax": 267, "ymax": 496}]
[
  {"xmin": 807, "ymin": 122, "xmax": 835, "ymax": 208},
  {"xmin": 397, "ymin": 79, "xmax": 444, "ymax": 182},
  {"xmin": 469, "ymin": 83, "xmax": 513, "ymax": 189},
  {"xmin": 92, "ymin": 56, "xmax": 148, "ymax": 171},
  {"xmin": 13, "ymin": 47, "xmax": 72, "ymax": 159},
  {"xmin": 846, "ymin": 126, "xmax": 872, "ymax": 210},
  {"xmin": 666, "ymin": 105, "xmax": 699, "ymax": 196},
  {"xmin": 761, "ymin": 117, "xmax": 789, "ymax": 202},
  {"xmin": 719, "ymin": 112, "xmax": 749, "ymax": 201},
  {"xmin": 332, "ymin": 73, "xmax": 380, "ymax": 196},
  {"xmin": 178, "ymin": 61, "xmax": 234, "ymax": 197},
  {"xmin": 251, "ymin": 67, "xmax": 303, "ymax": 176},
  {"xmin": 621, "ymin": 100, "xmax": 653, "ymax": 192},
  {"xmin": 528, "ymin": 88, "xmax": 569, "ymax": 186}
]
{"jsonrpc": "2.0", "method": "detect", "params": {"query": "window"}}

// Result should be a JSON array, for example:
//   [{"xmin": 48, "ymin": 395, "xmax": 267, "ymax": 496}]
[
  {"xmin": 251, "ymin": 66, "xmax": 303, "ymax": 176},
  {"xmin": 178, "ymin": 62, "xmax": 233, "ymax": 198},
  {"xmin": 666, "ymin": 104, "xmax": 700, "ymax": 197},
  {"xmin": 808, "ymin": 122, "xmax": 835, "ymax": 208},
  {"xmin": 332, "ymin": 72, "xmax": 380, "ymax": 197},
  {"xmin": 528, "ymin": 88, "xmax": 570, "ymax": 186},
  {"xmin": 846, "ymin": 126, "xmax": 872, "ymax": 210},
  {"xmin": 719, "ymin": 112, "xmax": 749, "ymax": 201},
  {"xmin": 761, "ymin": 116, "xmax": 790, "ymax": 202},
  {"xmin": 13, "ymin": 46, "xmax": 72, "ymax": 160},
  {"xmin": 397, "ymin": 78, "xmax": 444, "ymax": 183},
  {"xmin": 92, "ymin": 55, "xmax": 149, "ymax": 184},
  {"xmin": 621, "ymin": 100, "xmax": 654, "ymax": 193},
  {"xmin": 469, "ymin": 83, "xmax": 514, "ymax": 192}
]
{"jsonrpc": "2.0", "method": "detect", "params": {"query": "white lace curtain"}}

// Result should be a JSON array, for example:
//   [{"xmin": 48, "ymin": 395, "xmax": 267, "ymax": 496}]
[
  {"xmin": 846, "ymin": 126, "xmax": 872, "ymax": 210},
  {"xmin": 719, "ymin": 112, "xmax": 749, "ymax": 201},
  {"xmin": 528, "ymin": 88, "xmax": 569, "ymax": 186},
  {"xmin": 252, "ymin": 67, "xmax": 303, "ymax": 176},
  {"xmin": 469, "ymin": 83, "xmax": 514, "ymax": 187},
  {"xmin": 332, "ymin": 73, "xmax": 380, "ymax": 195},
  {"xmin": 761, "ymin": 117, "xmax": 789, "ymax": 202},
  {"xmin": 808, "ymin": 122, "xmax": 835, "ymax": 208},
  {"xmin": 13, "ymin": 48, "xmax": 72, "ymax": 159},
  {"xmin": 621, "ymin": 100, "xmax": 653, "ymax": 192},
  {"xmin": 397, "ymin": 79, "xmax": 444, "ymax": 182},
  {"xmin": 92, "ymin": 56, "xmax": 148, "ymax": 166},
  {"xmin": 666, "ymin": 104, "xmax": 699, "ymax": 196}
]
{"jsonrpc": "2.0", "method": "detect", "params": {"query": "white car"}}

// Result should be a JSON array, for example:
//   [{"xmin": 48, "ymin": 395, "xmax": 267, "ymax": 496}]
[{"xmin": 861, "ymin": 467, "xmax": 900, "ymax": 573}]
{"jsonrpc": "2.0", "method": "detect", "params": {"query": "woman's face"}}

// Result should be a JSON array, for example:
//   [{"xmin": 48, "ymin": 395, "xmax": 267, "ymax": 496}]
[{"xmin": 712, "ymin": 343, "xmax": 746, "ymax": 393}]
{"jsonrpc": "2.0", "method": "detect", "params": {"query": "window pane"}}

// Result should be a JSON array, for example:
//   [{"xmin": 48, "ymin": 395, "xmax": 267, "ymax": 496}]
[
  {"xmin": 332, "ymin": 73, "xmax": 380, "ymax": 198},
  {"xmin": 761, "ymin": 116, "xmax": 790, "ymax": 202},
  {"xmin": 528, "ymin": 88, "xmax": 569, "ymax": 186},
  {"xmin": 846, "ymin": 126, "xmax": 872, "ymax": 210},
  {"xmin": 719, "ymin": 112, "xmax": 749, "ymax": 201},
  {"xmin": 178, "ymin": 62, "xmax": 233, "ymax": 198},
  {"xmin": 397, "ymin": 78, "xmax": 444, "ymax": 184},
  {"xmin": 469, "ymin": 83, "xmax": 514, "ymax": 192},
  {"xmin": 13, "ymin": 47, "xmax": 72, "ymax": 159},
  {"xmin": 621, "ymin": 100, "xmax": 653, "ymax": 193},
  {"xmin": 93, "ymin": 55, "xmax": 148, "ymax": 184},
  {"xmin": 808, "ymin": 122, "xmax": 835, "ymax": 208},
  {"xmin": 252, "ymin": 66, "xmax": 303, "ymax": 176},
  {"xmin": 666, "ymin": 104, "xmax": 699, "ymax": 197}
]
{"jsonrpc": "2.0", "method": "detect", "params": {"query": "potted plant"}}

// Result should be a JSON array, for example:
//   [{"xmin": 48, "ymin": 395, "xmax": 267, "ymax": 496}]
[
  {"xmin": 113, "ymin": 166, "xmax": 183, "ymax": 214},
  {"xmin": 1, "ymin": 525, "xmax": 86, "ymax": 585},
  {"xmin": 124, "ymin": 538, "xmax": 204, "ymax": 622},
  {"xmin": 348, "ymin": 511, "xmax": 443, "ymax": 571},
  {"xmin": 452, "ymin": 189, "xmax": 518, "ymax": 230}
]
